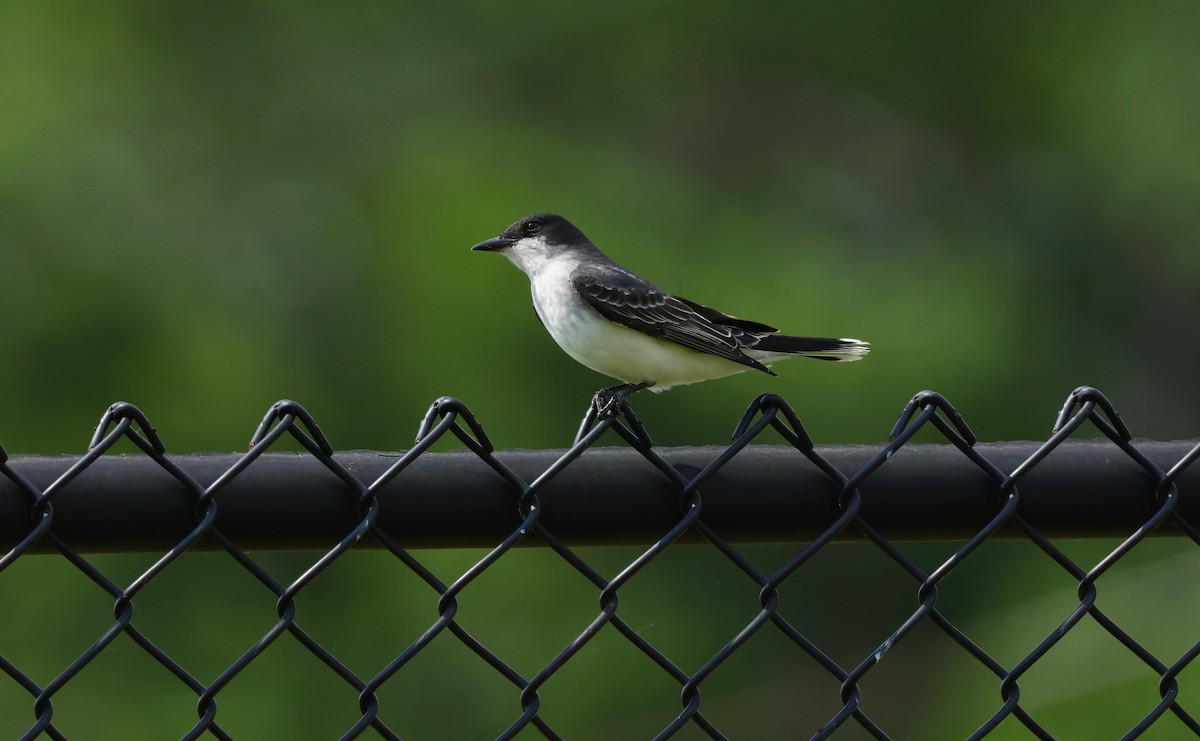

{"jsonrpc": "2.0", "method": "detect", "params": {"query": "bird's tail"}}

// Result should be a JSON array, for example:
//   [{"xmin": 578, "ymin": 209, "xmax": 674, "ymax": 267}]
[{"xmin": 753, "ymin": 335, "xmax": 870, "ymax": 362}]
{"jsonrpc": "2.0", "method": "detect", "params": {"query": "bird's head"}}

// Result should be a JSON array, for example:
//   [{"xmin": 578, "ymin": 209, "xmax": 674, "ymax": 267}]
[{"xmin": 471, "ymin": 213, "xmax": 592, "ymax": 275}]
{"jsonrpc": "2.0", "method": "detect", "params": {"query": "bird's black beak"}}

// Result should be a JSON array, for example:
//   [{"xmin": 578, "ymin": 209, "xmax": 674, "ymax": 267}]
[{"xmin": 471, "ymin": 236, "xmax": 514, "ymax": 252}]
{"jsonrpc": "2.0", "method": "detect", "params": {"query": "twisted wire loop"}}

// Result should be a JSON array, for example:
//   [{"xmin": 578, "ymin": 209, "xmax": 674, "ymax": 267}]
[
  {"xmin": 987, "ymin": 387, "xmax": 1200, "ymax": 740},
  {"xmin": 0, "ymin": 386, "xmax": 1198, "ymax": 738},
  {"xmin": 4, "ymin": 403, "xmax": 235, "ymax": 741},
  {"xmin": 188, "ymin": 400, "xmax": 402, "ymax": 741}
]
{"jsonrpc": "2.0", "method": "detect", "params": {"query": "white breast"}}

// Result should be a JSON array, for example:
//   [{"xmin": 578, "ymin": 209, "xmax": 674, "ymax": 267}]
[{"xmin": 522, "ymin": 255, "xmax": 755, "ymax": 391}]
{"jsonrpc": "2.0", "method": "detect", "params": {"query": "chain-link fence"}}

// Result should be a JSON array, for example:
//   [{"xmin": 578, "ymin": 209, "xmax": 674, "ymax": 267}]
[{"xmin": 1, "ymin": 386, "xmax": 1198, "ymax": 739}]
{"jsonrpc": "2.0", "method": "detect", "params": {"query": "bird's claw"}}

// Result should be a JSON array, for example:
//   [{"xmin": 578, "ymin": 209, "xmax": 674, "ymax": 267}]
[
  {"xmin": 574, "ymin": 383, "xmax": 654, "ymax": 448},
  {"xmin": 591, "ymin": 388, "xmax": 626, "ymax": 417},
  {"xmin": 589, "ymin": 382, "xmax": 650, "ymax": 418}
]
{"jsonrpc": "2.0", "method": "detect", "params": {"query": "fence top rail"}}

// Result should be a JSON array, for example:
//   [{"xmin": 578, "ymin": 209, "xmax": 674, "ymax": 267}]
[{"xmin": 2, "ymin": 440, "xmax": 1198, "ymax": 553}]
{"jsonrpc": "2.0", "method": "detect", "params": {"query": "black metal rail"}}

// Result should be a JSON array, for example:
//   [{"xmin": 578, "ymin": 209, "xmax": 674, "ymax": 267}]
[{"xmin": 2, "ymin": 441, "xmax": 1198, "ymax": 553}]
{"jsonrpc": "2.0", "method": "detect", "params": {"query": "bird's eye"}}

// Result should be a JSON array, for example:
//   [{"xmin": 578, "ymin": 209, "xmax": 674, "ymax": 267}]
[{"xmin": 523, "ymin": 220, "xmax": 542, "ymax": 235}]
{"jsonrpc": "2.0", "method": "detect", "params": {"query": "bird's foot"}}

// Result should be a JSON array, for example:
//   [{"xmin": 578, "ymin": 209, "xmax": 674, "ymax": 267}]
[
  {"xmin": 591, "ymin": 382, "xmax": 650, "ymax": 416},
  {"xmin": 574, "ymin": 383, "xmax": 653, "ymax": 448}
]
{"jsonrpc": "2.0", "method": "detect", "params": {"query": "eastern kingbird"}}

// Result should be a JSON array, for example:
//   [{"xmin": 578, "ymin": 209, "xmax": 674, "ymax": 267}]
[{"xmin": 472, "ymin": 213, "xmax": 869, "ymax": 407}]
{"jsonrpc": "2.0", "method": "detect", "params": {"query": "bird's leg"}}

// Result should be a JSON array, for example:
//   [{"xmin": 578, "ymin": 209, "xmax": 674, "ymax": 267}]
[
  {"xmin": 592, "ymin": 382, "xmax": 651, "ymax": 416},
  {"xmin": 574, "ymin": 382, "xmax": 653, "ymax": 447}
]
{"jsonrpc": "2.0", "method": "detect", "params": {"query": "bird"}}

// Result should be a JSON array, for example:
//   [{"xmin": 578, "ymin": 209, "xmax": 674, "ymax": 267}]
[{"xmin": 471, "ymin": 213, "xmax": 869, "ymax": 410}]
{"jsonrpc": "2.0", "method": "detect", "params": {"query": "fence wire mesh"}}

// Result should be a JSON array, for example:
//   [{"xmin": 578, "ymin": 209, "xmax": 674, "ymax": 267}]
[{"xmin": 1, "ymin": 386, "xmax": 1199, "ymax": 739}]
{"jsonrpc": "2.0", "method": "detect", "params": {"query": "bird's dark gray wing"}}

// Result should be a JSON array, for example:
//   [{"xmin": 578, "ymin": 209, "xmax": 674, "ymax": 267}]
[
  {"xmin": 571, "ymin": 263, "xmax": 774, "ymax": 374},
  {"xmin": 673, "ymin": 296, "xmax": 778, "ymax": 333}
]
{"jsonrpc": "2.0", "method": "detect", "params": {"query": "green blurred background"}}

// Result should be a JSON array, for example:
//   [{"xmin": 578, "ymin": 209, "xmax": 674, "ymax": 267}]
[{"xmin": 2, "ymin": 1, "xmax": 1199, "ymax": 738}]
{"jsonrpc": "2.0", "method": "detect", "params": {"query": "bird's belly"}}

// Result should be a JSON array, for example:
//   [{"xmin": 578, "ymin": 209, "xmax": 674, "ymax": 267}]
[{"xmin": 536, "ymin": 293, "xmax": 750, "ymax": 390}]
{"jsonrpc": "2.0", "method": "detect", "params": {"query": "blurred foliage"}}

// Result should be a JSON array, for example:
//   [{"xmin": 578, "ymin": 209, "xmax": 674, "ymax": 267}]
[{"xmin": 2, "ymin": 1, "xmax": 1199, "ymax": 738}]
